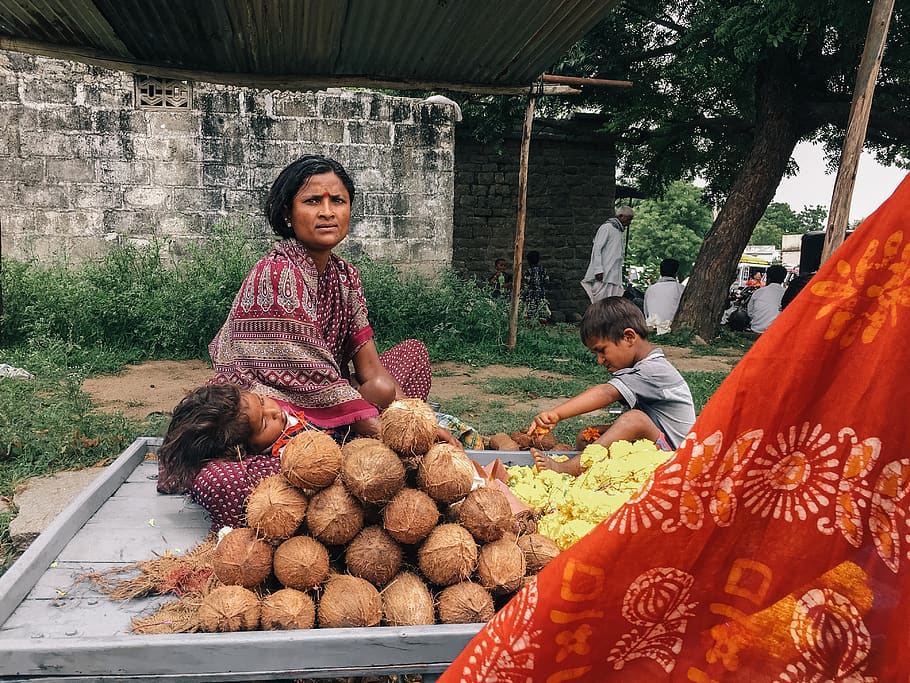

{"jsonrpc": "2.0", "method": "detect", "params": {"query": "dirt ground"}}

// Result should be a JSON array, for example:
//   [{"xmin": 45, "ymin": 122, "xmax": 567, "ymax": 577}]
[{"xmin": 81, "ymin": 346, "xmax": 741, "ymax": 422}]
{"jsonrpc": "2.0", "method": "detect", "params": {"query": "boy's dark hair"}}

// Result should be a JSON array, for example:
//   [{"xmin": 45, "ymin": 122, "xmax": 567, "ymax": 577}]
[
  {"xmin": 659, "ymin": 258, "xmax": 680, "ymax": 277},
  {"xmin": 580, "ymin": 296, "xmax": 650, "ymax": 343},
  {"xmin": 264, "ymin": 155, "xmax": 356, "ymax": 238},
  {"xmin": 157, "ymin": 384, "xmax": 252, "ymax": 489},
  {"xmin": 527, "ymin": 250, "xmax": 540, "ymax": 265},
  {"xmin": 766, "ymin": 264, "xmax": 787, "ymax": 284}
]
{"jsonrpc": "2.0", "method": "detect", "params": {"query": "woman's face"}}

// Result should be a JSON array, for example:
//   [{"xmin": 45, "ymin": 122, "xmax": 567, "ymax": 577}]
[{"xmin": 285, "ymin": 172, "xmax": 351, "ymax": 254}]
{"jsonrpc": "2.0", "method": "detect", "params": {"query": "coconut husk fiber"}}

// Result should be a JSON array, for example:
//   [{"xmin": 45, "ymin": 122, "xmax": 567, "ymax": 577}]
[
  {"xmin": 345, "ymin": 526, "xmax": 402, "ymax": 587},
  {"xmin": 381, "ymin": 572, "xmax": 435, "ymax": 626},
  {"xmin": 306, "ymin": 481, "xmax": 365, "ymax": 546},
  {"xmin": 281, "ymin": 429, "xmax": 343, "ymax": 490},
  {"xmin": 476, "ymin": 538, "xmax": 526, "ymax": 595},
  {"xmin": 78, "ymin": 538, "xmax": 217, "ymax": 600},
  {"xmin": 380, "ymin": 398, "xmax": 438, "ymax": 456},
  {"xmin": 382, "ymin": 487, "xmax": 439, "ymax": 544},
  {"xmin": 457, "ymin": 486, "xmax": 513, "ymax": 543},
  {"xmin": 131, "ymin": 595, "xmax": 205, "ymax": 634},
  {"xmin": 260, "ymin": 588, "xmax": 316, "ymax": 630},
  {"xmin": 246, "ymin": 474, "xmax": 309, "ymax": 541},
  {"xmin": 317, "ymin": 574, "xmax": 382, "ymax": 628},
  {"xmin": 211, "ymin": 527, "xmax": 273, "ymax": 588},
  {"xmin": 273, "ymin": 535, "xmax": 330, "ymax": 590},
  {"xmin": 197, "ymin": 584, "xmax": 261, "ymax": 632},
  {"xmin": 418, "ymin": 523, "xmax": 477, "ymax": 586},
  {"xmin": 341, "ymin": 438, "xmax": 406, "ymax": 505},
  {"xmin": 437, "ymin": 581, "xmax": 495, "ymax": 624},
  {"xmin": 416, "ymin": 444, "xmax": 474, "ymax": 504}
]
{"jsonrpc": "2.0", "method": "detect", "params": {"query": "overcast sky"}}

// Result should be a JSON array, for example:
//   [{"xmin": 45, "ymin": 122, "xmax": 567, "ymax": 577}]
[{"xmin": 773, "ymin": 141, "xmax": 908, "ymax": 222}]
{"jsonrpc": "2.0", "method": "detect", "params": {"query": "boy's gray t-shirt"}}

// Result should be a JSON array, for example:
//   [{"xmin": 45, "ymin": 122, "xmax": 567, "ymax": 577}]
[{"xmin": 608, "ymin": 348, "xmax": 696, "ymax": 449}]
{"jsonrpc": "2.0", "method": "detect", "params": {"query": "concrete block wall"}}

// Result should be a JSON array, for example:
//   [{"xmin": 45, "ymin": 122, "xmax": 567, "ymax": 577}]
[
  {"xmin": 453, "ymin": 131, "xmax": 616, "ymax": 318},
  {"xmin": 0, "ymin": 50, "xmax": 455, "ymax": 274}
]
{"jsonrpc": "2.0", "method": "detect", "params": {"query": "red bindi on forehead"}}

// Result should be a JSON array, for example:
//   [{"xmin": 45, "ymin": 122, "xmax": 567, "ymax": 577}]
[{"xmin": 322, "ymin": 191, "xmax": 330, "ymax": 199}]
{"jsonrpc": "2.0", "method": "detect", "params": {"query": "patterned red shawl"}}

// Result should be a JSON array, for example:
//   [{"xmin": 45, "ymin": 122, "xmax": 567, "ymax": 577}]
[
  {"xmin": 209, "ymin": 238, "xmax": 378, "ymax": 428},
  {"xmin": 441, "ymin": 175, "xmax": 910, "ymax": 682}
]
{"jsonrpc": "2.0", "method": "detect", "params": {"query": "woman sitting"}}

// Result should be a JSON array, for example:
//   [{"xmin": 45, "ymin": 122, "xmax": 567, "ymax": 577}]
[{"xmin": 158, "ymin": 155, "xmax": 455, "ymax": 527}]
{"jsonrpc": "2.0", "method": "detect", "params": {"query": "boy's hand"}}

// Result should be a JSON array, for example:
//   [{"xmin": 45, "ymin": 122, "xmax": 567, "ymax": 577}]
[{"xmin": 528, "ymin": 412, "xmax": 560, "ymax": 434}]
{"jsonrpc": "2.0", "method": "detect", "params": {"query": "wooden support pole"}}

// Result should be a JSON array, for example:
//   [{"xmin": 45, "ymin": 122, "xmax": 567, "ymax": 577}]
[
  {"xmin": 507, "ymin": 94, "xmax": 537, "ymax": 350},
  {"xmin": 821, "ymin": 0, "xmax": 895, "ymax": 264},
  {"xmin": 541, "ymin": 73, "xmax": 633, "ymax": 89}
]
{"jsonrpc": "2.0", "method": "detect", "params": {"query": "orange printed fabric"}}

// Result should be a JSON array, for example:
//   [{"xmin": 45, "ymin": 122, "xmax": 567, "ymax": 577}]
[{"xmin": 440, "ymin": 176, "xmax": 910, "ymax": 682}]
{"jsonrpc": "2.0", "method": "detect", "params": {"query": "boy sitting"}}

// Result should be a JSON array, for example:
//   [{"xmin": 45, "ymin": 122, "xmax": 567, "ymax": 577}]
[{"xmin": 529, "ymin": 297, "xmax": 696, "ymax": 475}]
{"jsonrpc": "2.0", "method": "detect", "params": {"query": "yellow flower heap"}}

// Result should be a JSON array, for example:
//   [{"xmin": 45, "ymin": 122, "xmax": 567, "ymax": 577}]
[{"xmin": 507, "ymin": 440, "xmax": 672, "ymax": 549}]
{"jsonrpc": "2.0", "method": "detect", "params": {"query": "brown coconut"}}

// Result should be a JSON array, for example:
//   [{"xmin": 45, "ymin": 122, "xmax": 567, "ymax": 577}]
[
  {"xmin": 476, "ymin": 538, "xmax": 526, "ymax": 595},
  {"xmin": 553, "ymin": 443, "xmax": 575, "ymax": 452},
  {"xmin": 531, "ymin": 431, "xmax": 558, "ymax": 451},
  {"xmin": 246, "ymin": 475, "xmax": 308, "ymax": 541},
  {"xmin": 273, "ymin": 535, "xmax": 330, "ymax": 590},
  {"xmin": 260, "ymin": 588, "xmax": 316, "ymax": 630},
  {"xmin": 418, "ymin": 523, "xmax": 477, "ymax": 586},
  {"xmin": 317, "ymin": 574, "xmax": 382, "ymax": 628},
  {"xmin": 306, "ymin": 481, "xmax": 365, "ymax": 545},
  {"xmin": 517, "ymin": 533, "xmax": 561, "ymax": 574},
  {"xmin": 381, "ymin": 572, "xmax": 436, "ymax": 626},
  {"xmin": 437, "ymin": 581, "xmax": 495, "ymax": 624},
  {"xmin": 416, "ymin": 443, "xmax": 474, "ymax": 504},
  {"xmin": 509, "ymin": 431, "xmax": 533, "ymax": 450},
  {"xmin": 212, "ymin": 527, "xmax": 273, "ymax": 588},
  {"xmin": 380, "ymin": 398, "xmax": 438, "ymax": 456},
  {"xmin": 382, "ymin": 487, "xmax": 439, "ymax": 544},
  {"xmin": 457, "ymin": 486, "xmax": 513, "ymax": 543},
  {"xmin": 341, "ymin": 438, "xmax": 406, "ymax": 504},
  {"xmin": 281, "ymin": 430, "xmax": 343, "ymax": 490},
  {"xmin": 345, "ymin": 526, "xmax": 402, "ymax": 587},
  {"xmin": 197, "ymin": 585, "xmax": 260, "ymax": 632},
  {"xmin": 488, "ymin": 432, "xmax": 520, "ymax": 451}
]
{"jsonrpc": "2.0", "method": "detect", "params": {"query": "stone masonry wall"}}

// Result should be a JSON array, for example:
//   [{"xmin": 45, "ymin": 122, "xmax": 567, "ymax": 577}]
[
  {"xmin": 0, "ymin": 50, "xmax": 455, "ymax": 274},
  {"xmin": 453, "ymin": 131, "xmax": 616, "ymax": 318}
]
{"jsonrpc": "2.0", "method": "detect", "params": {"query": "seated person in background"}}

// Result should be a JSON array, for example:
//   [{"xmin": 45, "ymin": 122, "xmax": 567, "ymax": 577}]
[
  {"xmin": 528, "ymin": 297, "xmax": 696, "ymax": 476},
  {"xmin": 522, "ymin": 250, "xmax": 551, "ymax": 322},
  {"xmin": 643, "ymin": 258, "xmax": 685, "ymax": 333},
  {"xmin": 747, "ymin": 264, "xmax": 787, "ymax": 333},
  {"xmin": 746, "ymin": 271, "xmax": 765, "ymax": 287}
]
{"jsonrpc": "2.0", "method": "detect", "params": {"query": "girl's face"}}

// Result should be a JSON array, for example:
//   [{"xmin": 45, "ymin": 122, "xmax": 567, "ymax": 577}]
[
  {"xmin": 285, "ymin": 172, "xmax": 351, "ymax": 256},
  {"xmin": 240, "ymin": 392, "xmax": 288, "ymax": 453}
]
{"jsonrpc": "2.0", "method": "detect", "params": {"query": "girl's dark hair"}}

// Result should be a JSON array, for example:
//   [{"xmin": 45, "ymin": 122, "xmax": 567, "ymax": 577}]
[
  {"xmin": 157, "ymin": 384, "xmax": 252, "ymax": 489},
  {"xmin": 264, "ymin": 155, "xmax": 356, "ymax": 237},
  {"xmin": 580, "ymin": 297, "xmax": 650, "ymax": 343}
]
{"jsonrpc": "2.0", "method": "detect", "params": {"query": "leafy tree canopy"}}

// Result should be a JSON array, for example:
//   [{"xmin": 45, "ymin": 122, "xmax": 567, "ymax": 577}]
[
  {"xmin": 627, "ymin": 181, "xmax": 713, "ymax": 275},
  {"xmin": 750, "ymin": 203, "xmax": 827, "ymax": 247}
]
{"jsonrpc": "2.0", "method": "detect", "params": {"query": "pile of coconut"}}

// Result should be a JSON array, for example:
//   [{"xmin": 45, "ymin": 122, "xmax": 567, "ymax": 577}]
[
  {"xmin": 195, "ymin": 398, "xmax": 561, "ymax": 633},
  {"xmin": 485, "ymin": 430, "xmax": 574, "ymax": 452}
]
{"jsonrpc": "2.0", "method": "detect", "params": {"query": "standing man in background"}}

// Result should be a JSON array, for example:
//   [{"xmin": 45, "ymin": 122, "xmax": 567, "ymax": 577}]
[{"xmin": 581, "ymin": 205, "xmax": 634, "ymax": 303}]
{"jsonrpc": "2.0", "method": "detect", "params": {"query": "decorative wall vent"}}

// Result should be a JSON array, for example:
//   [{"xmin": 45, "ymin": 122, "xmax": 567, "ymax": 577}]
[{"xmin": 134, "ymin": 75, "xmax": 192, "ymax": 109}]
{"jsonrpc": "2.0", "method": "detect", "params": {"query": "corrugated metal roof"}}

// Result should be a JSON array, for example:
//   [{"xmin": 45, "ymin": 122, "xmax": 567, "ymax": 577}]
[{"xmin": 0, "ymin": 0, "xmax": 619, "ymax": 92}]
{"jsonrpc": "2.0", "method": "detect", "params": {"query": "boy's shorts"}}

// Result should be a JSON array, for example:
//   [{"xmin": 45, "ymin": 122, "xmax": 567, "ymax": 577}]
[{"xmin": 655, "ymin": 433, "xmax": 673, "ymax": 451}]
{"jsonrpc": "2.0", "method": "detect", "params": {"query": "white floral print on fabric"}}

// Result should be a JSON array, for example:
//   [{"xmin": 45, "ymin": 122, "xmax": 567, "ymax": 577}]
[
  {"xmin": 868, "ymin": 458, "xmax": 910, "ymax": 573},
  {"xmin": 775, "ymin": 588, "xmax": 875, "ymax": 683},
  {"xmin": 607, "ymin": 567, "xmax": 697, "ymax": 672},
  {"xmin": 817, "ymin": 428, "xmax": 881, "ymax": 547},
  {"xmin": 458, "ymin": 579, "xmax": 542, "ymax": 683},
  {"xmin": 742, "ymin": 422, "xmax": 840, "ymax": 523},
  {"xmin": 255, "ymin": 263, "xmax": 273, "ymax": 311},
  {"xmin": 277, "ymin": 264, "xmax": 298, "ymax": 313}
]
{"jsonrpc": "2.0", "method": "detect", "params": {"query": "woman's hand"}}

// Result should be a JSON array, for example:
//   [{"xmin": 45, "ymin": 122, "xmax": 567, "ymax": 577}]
[
  {"xmin": 436, "ymin": 426, "xmax": 462, "ymax": 449},
  {"xmin": 528, "ymin": 411, "xmax": 560, "ymax": 435}
]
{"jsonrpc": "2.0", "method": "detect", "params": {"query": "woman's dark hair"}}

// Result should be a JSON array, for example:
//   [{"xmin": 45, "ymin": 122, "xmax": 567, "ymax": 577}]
[
  {"xmin": 264, "ymin": 155, "xmax": 356, "ymax": 237},
  {"xmin": 580, "ymin": 296, "xmax": 650, "ymax": 343},
  {"xmin": 157, "ymin": 384, "xmax": 252, "ymax": 490}
]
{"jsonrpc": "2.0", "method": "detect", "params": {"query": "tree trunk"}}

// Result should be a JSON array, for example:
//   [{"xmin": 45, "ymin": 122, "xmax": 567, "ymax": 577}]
[{"xmin": 674, "ymin": 52, "xmax": 803, "ymax": 339}]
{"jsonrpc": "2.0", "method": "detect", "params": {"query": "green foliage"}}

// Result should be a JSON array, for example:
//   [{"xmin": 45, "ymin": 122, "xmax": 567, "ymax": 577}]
[
  {"xmin": 1, "ymin": 225, "xmax": 267, "ymax": 356},
  {"xmin": 751, "ymin": 202, "xmax": 827, "ymax": 247},
  {"xmin": 627, "ymin": 182, "xmax": 714, "ymax": 276}
]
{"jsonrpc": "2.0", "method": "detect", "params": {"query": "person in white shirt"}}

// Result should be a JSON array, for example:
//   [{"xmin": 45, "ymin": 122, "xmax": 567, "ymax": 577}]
[
  {"xmin": 581, "ymin": 206, "xmax": 634, "ymax": 302},
  {"xmin": 643, "ymin": 258, "xmax": 685, "ymax": 333},
  {"xmin": 747, "ymin": 264, "xmax": 787, "ymax": 333}
]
